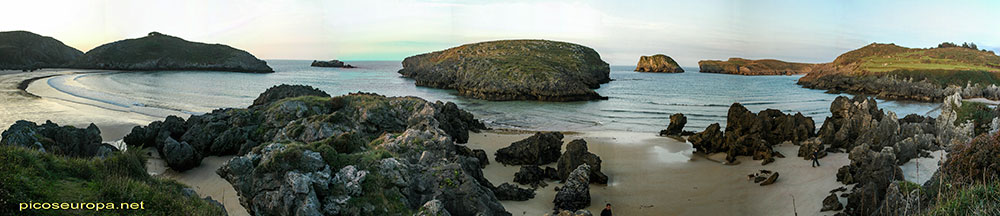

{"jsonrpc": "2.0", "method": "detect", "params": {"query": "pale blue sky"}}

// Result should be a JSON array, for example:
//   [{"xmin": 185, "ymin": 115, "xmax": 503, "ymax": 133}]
[{"xmin": 3, "ymin": 0, "xmax": 998, "ymax": 66}]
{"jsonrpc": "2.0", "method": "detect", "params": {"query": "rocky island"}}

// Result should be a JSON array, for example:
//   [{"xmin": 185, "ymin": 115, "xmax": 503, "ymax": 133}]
[
  {"xmin": 698, "ymin": 58, "xmax": 818, "ymax": 75},
  {"xmin": 634, "ymin": 54, "xmax": 683, "ymax": 73},
  {"xmin": 398, "ymin": 40, "xmax": 611, "ymax": 101},
  {"xmin": 0, "ymin": 31, "xmax": 83, "ymax": 71},
  {"xmin": 798, "ymin": 42, "xmax": 1000, "ymax": 102},
  {"xmin": 70, "ymin": 32, "xmax": 273, "ymax": 73},
  {"xmin": 311, "ymin": 59, "xmax": 355, "ymax": 68}
]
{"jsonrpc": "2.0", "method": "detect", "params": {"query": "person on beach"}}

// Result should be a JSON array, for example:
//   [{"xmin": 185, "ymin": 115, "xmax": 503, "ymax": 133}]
[
  {"xmin": 601, "ymin": 203, "xmax": 613, "ymax": 216},
  {"xmin": 811, "ymin": 149, "xmax": 821, "ymax": 167}
]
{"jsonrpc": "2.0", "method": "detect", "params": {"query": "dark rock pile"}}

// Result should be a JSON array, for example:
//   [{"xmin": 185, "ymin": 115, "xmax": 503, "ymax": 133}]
[
  {"xmin": 837, "ymin": 144, "xmax": 904, "ymax": 215},
  {"xmin": 398, "ymin": 40, "xmax": 611, "ymax": 102},
  {"xmin": 495, "ymin": 132, "xmax": 563, "ymax": 165},
  {"xmin": 553, "ymin": 164, "xmax": 591, "ymax": 212},
  {"xmin": 556, "ymin": 139, "xmax": 608, "ymax": 184},
  {"xmin": 514, "ymin": 165, "xmax": 560, "ymax": 188},
  {"xmin": 659, "ymin": 113, "xmax": 692, "ymax": 136},
  {"xmin": 494, "ymin": 183, "xmax": 535, "ymax": 201},
  {"xmin": 689, "ymin": 103, "xmax": 815, "ymax": 164},
  {"xmin": 1, "ymin": 120, "xmax": 117, "ymax": 158}
]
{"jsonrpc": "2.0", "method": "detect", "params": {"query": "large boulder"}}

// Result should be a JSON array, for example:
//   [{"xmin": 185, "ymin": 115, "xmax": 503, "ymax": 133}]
[
  {"xmin": 161, "ymin": 137, "xmax": 202, "ymax": 171},
  {"xmin": 935, "ymin": 92, "xmax": 974, "ymax": 147},
  {"xmin": 70, "ymin": 32, "xmax": 273, "ymax": 73},
  {"xmin": 689, "ymin": 123, "xmax": 724, "ymax": 153},
  {"xmin": 797, "ymin": 138, "xmax": 826, "ymax": 160},
  {"xmin": 494, "ymin": 183, "xmax": 535, "ymax": 201},
  {"xmin": 634, "ymin": 54, "xmax": 683, "ymax": 73},
  {"xmin": 553, "ymin": 164, "xmax": 591, "ymax": 212},
  {"xmin": 495, "ymin": 132, "xmax": 564, "ymax": 165},
  {"xmin": 0, "ymin": 31, "xmax": 83, "ymax": 70},
  {"xmin": 817, "ymin": 96, "xmax": 884, "ymax": 150},
  {"xmin": 1, "ymin": 120, "xmax": 114, "ymax": 158},
  {"xmin": 659, "ymin": 113, "xmax": 688, "ymax": 136},
  {"xmin": 698, "ymin": 58, "xmax": 817, "ymax": 75},
  {"xmin": 556, "ymin": 139, "xmax": 608, "ymax": 184},
  {"xmin": 398, "ymin": 40, "xmax": 611, "ymax": 102}
]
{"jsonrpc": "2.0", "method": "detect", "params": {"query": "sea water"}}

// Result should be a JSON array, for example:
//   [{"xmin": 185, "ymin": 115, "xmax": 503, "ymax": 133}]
[{"xmin": 50, "ymin": 60, "xmax": 939, "ymax": 133}]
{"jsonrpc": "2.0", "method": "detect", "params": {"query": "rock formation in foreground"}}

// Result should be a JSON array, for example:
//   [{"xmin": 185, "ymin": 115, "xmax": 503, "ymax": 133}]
[
  {"xmin": 495, "ymin": 131, "xmax": 564, "ymax": 165},
  {"xmin": 660, "ymin": 113, "xmax": 693, "ymax": 136},
  {"xmin": 698, "ymin": 58, "xmax": 818, "ymax": 75},
  {"xmin": 0, "ymin": 122, "xmax": 227, "ymax": 215},
  {"xmin": 553, "ymin": 164, "xmax": 591, "ymax": 212},
  {"xmin": 126, "ymin": 84, "xmax": 506, "ymax": 215},
  {"xmin": 797, "ymin": 42, "xmax": 1000, "ymax": 102},
  {"xmin": 398, "ymin": 40, "xmax": 611, "ymax": 101},
  {"xmin": 70, "ymin": 32, "xmax": 273, "ymax": 73},
  {"xmin": 556, "ymin": 139, "xmax": 608, "ymax": 184},
  {"xmin": 635, "ymin": 54, "xmax": 683, "ymax": 73},
  {"xmin": 1, "ymin": 120, "xmax": 117, "ymax": 158},
  {"xmin": 688, "ymin": 103, "xmax": 815, "ymax": 164},
  {"xmin": 0, "ymin": 31, "xmax": 84, "ymax": 70},
  {"xmin": 311, "ymin": 59, "xmax": 355, "ymax": 68}
]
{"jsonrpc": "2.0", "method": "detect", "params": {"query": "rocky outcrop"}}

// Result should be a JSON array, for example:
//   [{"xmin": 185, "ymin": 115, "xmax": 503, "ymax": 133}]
[
  {"xmin": 698, "ymin": 58, "xmax": 818, "ymax": 75},
  {"xmin": 875, "ymin": 181, "xmax": 925, "ymax": 215},
  {"xmin": 70, "ymin": 32, "xmax": 273, "ymax": 73},
  {"xmin": 837, "ymin": 144, "xmax": 904, "ymax": 215},
  {"xmin": 250, "ymin": 84, "xmax": 331, "ymax": 108},
  {"xmin": 634, "ymin": 54, "xmax": 683, "ymax": 73},
  {"xmin": 691, "ymin": 103, "xmax": 815, "ymax": 164},
  {"xmin": 817, "ymin": 96, "xmax": 885, "ymax": 150},
  {"xmin": 161, "ymin": 137, "xmax": 202, "ymax": 171},
  {"xmin": 553, "ymin": 164, "xmax": 591, "ymax": 212},
  {"xmin": 514, "ymin": 165, "xmax": 558, "ymax": 188},
  {"xmin": 0, "ymin": 31, "xmax": 83, "ymax": 70},
  {"xmin": 556, "ymin": 139, "xmax": 608, "ymax": 184},
  {"xmin": 398, "ymin": 40, "xmax": 611, "ymax": 101},
  {"xmin": 310, "ymin": 60, "xmax": 355, "ymax": 68},
  {"xmin": 935, "ymin": 93, "xmax": 974, "ymax": 147},
  {"xmin": 414, "ymin": 200, "xmax": 451, "ymax": 216},
  {"xmin": 1, "ymin": 120, "xmax": 116, "ymax": 158},
  {"xmin": 659, "ymin": 113, "xmax": 690, "ymax": 136},
  {"xmin": 494, "ymin": 183, "xmax": 535, "ymax": 201},
  {"xmin": 821, "ymin": 193, "xmax": 843, "ymax": 211},
  {"xmin": 125, "ymin": 84, "xmax": 503, "ymax": 215},
  {"xmin": 495, "ymin": 132, "xmax": 564, "ymax": 165},
  {"xmin": 797, "ymin": 138, "xmax": 826, "ymax": 160}
]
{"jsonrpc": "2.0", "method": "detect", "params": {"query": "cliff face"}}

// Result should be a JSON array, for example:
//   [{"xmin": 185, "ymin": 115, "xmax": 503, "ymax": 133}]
[
  {"xmin": 635, "ymin": 54, "xmax": 683, "ymax": 73},
  {"xmin": 0, "ymin": 31, "xmax": 83, "ymax": 70},
  {"xmin": 398, "ymin": 39, "xmax": 611, "ymax": 102},
  {"xmin": 798, "ymin": 43, "xmax": 1000, "ymax": 102},
  {"xmin": 71, "ymin": 32, "xmax": 273, "ymax": 73},
  {"xmin": 698, "ymin": 58, "xmax": 818, "ymax": 75}
]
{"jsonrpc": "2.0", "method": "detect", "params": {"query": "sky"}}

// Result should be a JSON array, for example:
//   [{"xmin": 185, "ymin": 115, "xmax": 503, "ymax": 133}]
[{"xmin": 3, "ymin": 0, "xmax": 999, "ymax": 66}]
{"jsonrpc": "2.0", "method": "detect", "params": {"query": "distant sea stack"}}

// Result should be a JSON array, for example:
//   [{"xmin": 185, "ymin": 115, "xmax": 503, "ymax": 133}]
[
  {"xmin": 698, "ymin": 58, "xmax": 817, "ymax": 75},
  {"xmin": 798, "ymin": 42, "xmax": 1000, "ymax": 102},
  {"xmin": 635, "ymin": 54, "xmax": 683, "ymax": 73},
  {"xmin": 70, "ymin": 32, "xmax": 273, "ymax": 73},
  {"xmin": 311, "ymin": 59, "xmax": 355, "ymax": 68},
  {"xmin": 399, "ymin": 40, "xmax": 611, "ymax": 101},
  {"xmin": 0, "ymin": 31, "xmax": 83, "ymax": 70}
]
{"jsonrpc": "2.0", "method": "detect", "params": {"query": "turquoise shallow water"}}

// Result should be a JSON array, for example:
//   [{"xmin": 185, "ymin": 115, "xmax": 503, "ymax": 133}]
[{"xmin": 54, "ymin": 60, "xmax": 939, "ymax": 133}]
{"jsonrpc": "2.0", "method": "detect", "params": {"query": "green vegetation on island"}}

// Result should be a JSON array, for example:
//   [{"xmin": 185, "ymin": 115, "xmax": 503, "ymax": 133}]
[
  {"xmin": 799, "ymin": 42, "xmax": 1000, "ymax": 102},
  {"xmin": 698, "ymin": 58, "xmax": 818, "ymax": 75},
  {"xmin": 635, "ymin": 54, "xmax": 683, "ymax": 73},
  {"xmin": 398, "ymin": 39, "xmax": 611, "ymax": 102},
  {"xmin": 70, "ymin": 32, "xmax": 273, "ymax": 73}
]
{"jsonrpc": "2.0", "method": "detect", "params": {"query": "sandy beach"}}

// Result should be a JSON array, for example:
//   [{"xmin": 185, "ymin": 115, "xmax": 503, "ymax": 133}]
[{"xmin": 0, "ymin": 70, "xmax": 250, "ymax": 215}]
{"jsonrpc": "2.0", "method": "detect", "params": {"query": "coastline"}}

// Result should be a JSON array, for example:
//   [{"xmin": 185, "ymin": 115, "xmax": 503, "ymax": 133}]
[{"xmin": 2, "ymin": 69, "xmax": 945, "ymax": 215}]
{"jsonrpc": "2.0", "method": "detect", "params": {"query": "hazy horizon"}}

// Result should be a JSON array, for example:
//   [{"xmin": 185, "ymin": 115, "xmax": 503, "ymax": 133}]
[{"xmin": 3, "ymin": 0, "xmax": 999, "ymax": 67}]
